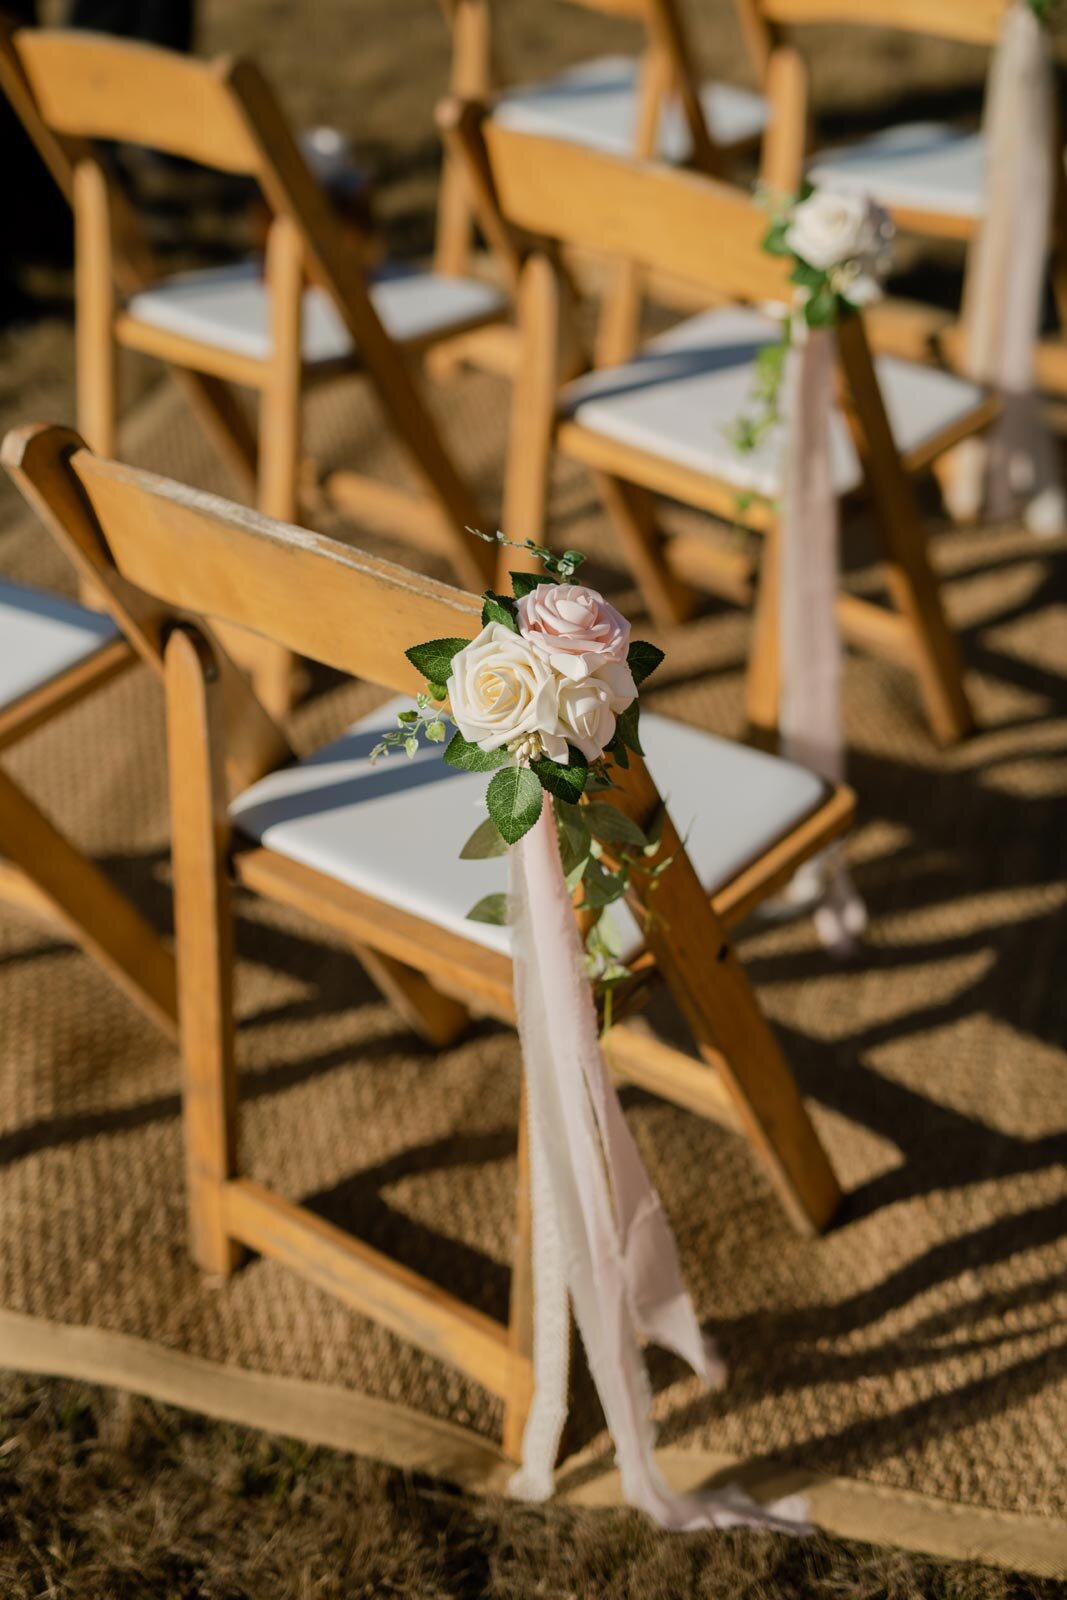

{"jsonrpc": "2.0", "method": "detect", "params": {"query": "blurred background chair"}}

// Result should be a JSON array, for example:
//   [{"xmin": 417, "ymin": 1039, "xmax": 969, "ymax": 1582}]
[
  {"xmin": 0, "ymin": 549, "xmax": 176, "ymax": 1038},
  {"xmin": 435, "ymin": 0, "xmax": 787, "ymax": 368},
  {"xmin": 446, "ymin": 104, "xmax": 996, "ymax": 745},
  {"xmin": 735, "ymin": 0, "xmax": 1067, "ymax": 402},
  {"xmin": 0, "ymin": 24, "xmax": 506, "ymax": 712}
]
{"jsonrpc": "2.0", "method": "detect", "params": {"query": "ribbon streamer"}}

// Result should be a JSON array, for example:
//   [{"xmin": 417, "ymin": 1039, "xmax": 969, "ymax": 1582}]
[
  {"xmin": 508, "ymin": 804, "xmax": 811, "ymax": 1533},
  {"xmin": 951, "ymin": 0, "xmax": 1065, "ymax": 536},
  {"xmin": 778, "ymin": 326, "xmax": 867, "ymax": 951}
]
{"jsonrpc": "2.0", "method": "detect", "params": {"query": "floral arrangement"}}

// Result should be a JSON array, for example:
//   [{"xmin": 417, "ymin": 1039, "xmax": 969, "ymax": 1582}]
[
  {"xmin": 372, "ymin": 536, "xmax": 669, "ymax": 1003},
  {"xmin": 731, "ymin": 183, "xmax": 894, "ymax": 461}
]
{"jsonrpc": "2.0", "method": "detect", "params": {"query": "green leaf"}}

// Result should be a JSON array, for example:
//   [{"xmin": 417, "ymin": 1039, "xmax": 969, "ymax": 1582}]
[
  {"xmin": 762, "ymin": 218, "xmax": 792, "ymax": 258},
  {"xmin": 627, "ymin": 640, "xmax": 664, "ymax": 686},
  {"xmin": 556, "ymin": 801, "xmax": 592, "ymax": 875},
  {"xmin": 803, "ymin": 285, "xmax": 838, "ymax": 328},
  {"xmin": 564, "ymin": 856, "xmax": 589, "ymax": 894},
  {"xmin": 443, "ymin": 732, "xmax": 509, "ymax": 773},
  {"xmin": 789, "ymin": 260, "xmax": 824, "ymax": 291},
  {"xmin": 582, "ymin": 801, "xmax": 648, "ymax": 848},
  {"xmin": 481, "ymin": 593, "xmax": 519, "ymax": 632},
  {"xmin": 581, "ymin": 858, "xmax": 628, "ymax": 909},
  {"xmin": 486, "ymin": 765, "xmax": 544, "ymax": 845},
  {"xmin": 530, "ymin": 747, "xmax": 588, "ymax": 804},
  {"xmin": 604, "ymin": 733, "xmax": 630, "ymax": 769},
  {"xmin": 397, "ymin": 710, "xmax": 418, "ymax": 723},
  {"xmin": 467, "ymin": 892, "xmax": 509, "ymax": 926},
  {"xmin": 425, "ymin": 720, "xmax": 447, "ymax": 743},
  {"xmin": 510, "ymin": 571, "xmax": 556, "ymax": 599},
  {"xmin": 427, "ymin": 682, "xmax": 448, "ymax": 701},
  {"xmin": 405, "ymin": 638, "xmax": 469, "ymax": 684},
  {"xmin": 459, "ymin": 816, "xmax": 510, "ymax": 860},
  {"xmin": 614, "ymin": 701, "xmax": 643, "ymax": 756}
]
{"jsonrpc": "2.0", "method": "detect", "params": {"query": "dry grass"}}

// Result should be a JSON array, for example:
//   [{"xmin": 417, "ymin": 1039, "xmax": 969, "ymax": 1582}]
[
  {"xmin": 1, "ymin": 3, "xmax": 1065, "ymax": 1595},
  {"xmin": 0, "ymin": 1373, "xmax": 1058, "ymax": 1600}
]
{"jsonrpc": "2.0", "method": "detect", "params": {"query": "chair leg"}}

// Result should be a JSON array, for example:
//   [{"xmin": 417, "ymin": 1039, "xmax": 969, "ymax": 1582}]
[
  {"xmin": 594, "ymin": 261, "xmax": 644, "ymax": 370},
  {"xmin": 502, "ymin": 1082, "xmax": 535, "ymax": 1462},
  {"xmin": 0, "ymin": 765, "xmax": 178, "ymax": 1038},
  {"xmin": 836, "ymin": 314, "xmax": 974, "ymax": 744},
  {"xmin": 165, "ymin": 625, "xmax": 243, "ymax": 1277},
  {"xmin": 745, "ymin": 515, "xmax": 782, "ymax": 747},
  {"xmin": 352, "ymin": 943, "xmax": 471, "ymax": 1048},
  {"xmin": 592, "ymin": 472, "xmax": 697, "ymax": 626}
]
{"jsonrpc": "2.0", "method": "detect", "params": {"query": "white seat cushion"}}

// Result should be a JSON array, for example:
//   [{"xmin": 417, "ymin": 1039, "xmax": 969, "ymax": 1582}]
[
  {"xmin": 494, "ymin": 53, "xmax": 768, "ymax": 163},
  {"xmin": 125, "ymin": 261, "xmax": 507, "ymax": 365},
  {"xmin": 230, "ymin": 697, "xmax": 827, "ymax": 963},
  {"xmin": 808, "ymin": 123, "xmax": 985, "ymax": 222},
  {"xmin": 559, "ymin": 305, "xmax": 985, "ymax": 497},
  {"xmin": 0, "ymin": 579, "xmax": 118, "ymax": 714}
]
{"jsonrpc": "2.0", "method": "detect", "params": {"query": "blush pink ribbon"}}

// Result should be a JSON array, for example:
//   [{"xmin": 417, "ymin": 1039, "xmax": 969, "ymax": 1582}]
[
  {"xmin": 507, "ymin": 804, "xmax": 811, "ymax": 1532},
  {"xmin": 778, "ymin": 327, "xmax": 866, "ymax": 951},
  {"xmin": 950, "ymin": 0, "xmax": 1065, "ymax": 536}
]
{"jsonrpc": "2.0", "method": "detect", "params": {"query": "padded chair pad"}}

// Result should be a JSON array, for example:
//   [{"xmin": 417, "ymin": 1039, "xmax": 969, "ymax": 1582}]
[
  {"xmin": 493, "ymin": 53, "xmax": 768, "ymax": 162},
  {"xmin": 807, "ymin": 123, "xmax": 985, "ymax": 221},
  {"xmin": 0, "ymin": 579, "xmax": 118, "ymax": 715},
  {"xmin": 559, "ymin": 305, "xmax": 985, "ymax": 496},
  {"xmin": 230, "ymin": 698, "xmax": 828, "ymax": 963},
  {"xmin": 125, "ymin": 262, "xmax": 507, "ymax": 364}
]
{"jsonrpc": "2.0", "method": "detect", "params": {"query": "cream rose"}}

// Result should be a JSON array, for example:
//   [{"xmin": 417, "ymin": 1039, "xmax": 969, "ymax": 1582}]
[
  {"xmin": 786, "ymin": 189, "xmax": 880, "ymax": 272},
  {"xmin": 516, "ymin": 582, "xmax": 631, "ymax": 681},
  {"xmin": 557, "ymin": 660, "xmax": 637, "ymax": 761},
  {"xmin": 448, "ymin": 622, "xmax": 566, "ymax": 759}
]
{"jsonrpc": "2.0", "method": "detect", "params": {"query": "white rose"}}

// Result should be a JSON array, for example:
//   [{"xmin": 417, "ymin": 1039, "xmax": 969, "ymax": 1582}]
[
  {"xmin": 786, "ymin": 189, "xmax": 873, "ymax": 271},
  {"xmin": 448, "ymin": 622, "xmax": 566, "ymax": 759},
  {"xmin": 557, "ymin": 660, "xmax": 637, "ymax": 761}
]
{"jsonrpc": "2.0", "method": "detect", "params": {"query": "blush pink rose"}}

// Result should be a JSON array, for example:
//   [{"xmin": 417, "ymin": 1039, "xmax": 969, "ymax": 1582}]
[{"xmin": 516, "ymin": 582, "xmax": 631, "ymax": 681}]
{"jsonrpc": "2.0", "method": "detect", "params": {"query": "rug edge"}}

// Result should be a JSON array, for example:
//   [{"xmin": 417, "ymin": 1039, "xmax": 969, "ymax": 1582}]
[{"xmin": 0, "ymin": 1308, "xmax": 1062, "ymax": 1578}]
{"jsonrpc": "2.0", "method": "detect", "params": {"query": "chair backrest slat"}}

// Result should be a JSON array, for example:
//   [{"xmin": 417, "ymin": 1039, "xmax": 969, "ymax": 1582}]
[
  {"xmin": 61, "ymin": 446, "xmax": 482, "ymax": 693},
  {"xmin": 481, "ymin": 120, "xmax": 792, "ymax": 306},
  {"xmin": 9, "ymin": 29, "xmax": 264, "ymax": 173},
  {"xmin": 746, "ymin": 0, "xmax": 1008, "ymax": 47}
]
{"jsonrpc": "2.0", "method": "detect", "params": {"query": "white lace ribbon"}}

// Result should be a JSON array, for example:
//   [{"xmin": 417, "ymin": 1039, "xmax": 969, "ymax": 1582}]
[
  {"xmin": 951, "ymin": 0, "xmax": 1065, "ymax": 536},
  {"xmin": 507, "ymin": 804, "xmax": 811, "ymax": 1533},
  {"xmin": 778, "ymin": 326, "xmax": 866, "ymax": 951}
]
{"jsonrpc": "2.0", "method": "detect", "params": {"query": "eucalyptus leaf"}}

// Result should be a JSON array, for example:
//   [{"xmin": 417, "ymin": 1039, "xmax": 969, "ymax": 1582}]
[
  {"xmin": 582, "ymin": 802, "xmax": 648, "ymax": 848},
  {"xmin": 459, "ymin": 816, "xmax": 510, "ymax": 860},
  {"xmin": 581, "ymin": 857, "xmax": 628, "ymax": 909},
  {"xmin": 405, "ymin": 638, "xmax": 469, "ymax": 684},
  {"xmin": 487, "ymin": 765, "xmax": 544, "ymax": 844},
  {"xmin": 467, "ymin": 892, "xmax": 509, "ymax": 926},
  {"xmin": 444, "ymin": 732, "xmax": 509, "ymax": 773}
]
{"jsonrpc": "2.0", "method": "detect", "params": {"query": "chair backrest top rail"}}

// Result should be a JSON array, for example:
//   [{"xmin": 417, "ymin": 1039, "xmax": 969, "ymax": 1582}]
[
  {"xmin": 8, "ymin": 28, "xmax": 265, "ymax": 174},
  {"xmin": 746, "ymin": 0, "xmax": 1008, "ymax": 47},
  {"xmin": 481, "ymin": 118, "xmax": 792, "ymax": 306}
]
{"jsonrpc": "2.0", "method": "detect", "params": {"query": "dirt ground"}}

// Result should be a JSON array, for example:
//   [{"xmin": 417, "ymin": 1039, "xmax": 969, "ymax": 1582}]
[{"xmin": 1, "ymin": 2, "xmax": 1065, "ymax": 1596}]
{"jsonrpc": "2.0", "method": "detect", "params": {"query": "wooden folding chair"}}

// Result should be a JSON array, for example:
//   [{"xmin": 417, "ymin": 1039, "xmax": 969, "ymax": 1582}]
[
  {"xmin": 6, "ymin": 421, "xmax": 854, "ymax": 1456},
  {"xmin": 445, "ymin": 104, "xmax": 995, "ymax": 746},
  {"xmin": 0, "ymin": 25, "xmax": 504, "ymax": 712},
  {"xmin": 0, "ymin": 570, "xmax": 176, "ymax": 1038},
  {"xmin": 734, "ymin": 0, "xmax": 1067, "ymax": 397},
  {"xmin": 435, "ymin": 0, "xmax": 786, "ymax": 367}
]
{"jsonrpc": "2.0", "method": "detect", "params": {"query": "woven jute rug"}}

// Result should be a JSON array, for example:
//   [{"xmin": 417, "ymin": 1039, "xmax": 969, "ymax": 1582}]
[{"xmin": 1, "ymin": 362, "xmax": 1065, "ymax": 1577}]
